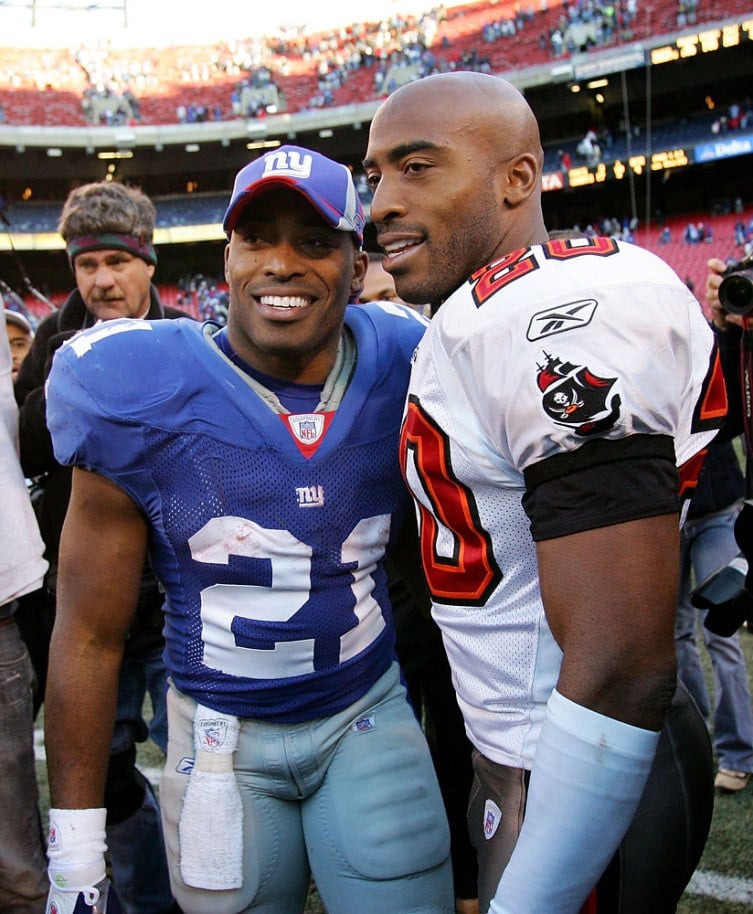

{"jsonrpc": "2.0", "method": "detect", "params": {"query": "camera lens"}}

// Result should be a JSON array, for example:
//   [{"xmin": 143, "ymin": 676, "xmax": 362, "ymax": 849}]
[{"xmin": 719, "ymin": 269, "xmax": 753, "ymax": 316}]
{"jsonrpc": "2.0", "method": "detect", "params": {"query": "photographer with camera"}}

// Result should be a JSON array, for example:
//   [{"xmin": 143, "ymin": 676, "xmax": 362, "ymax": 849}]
[
  {"xmin": 696, "ymin": 255, "xmax": 753, "ymax": 641},
  {"xmin": 677, "ymin": 429, "xmax": 753, "ymax": 793}
]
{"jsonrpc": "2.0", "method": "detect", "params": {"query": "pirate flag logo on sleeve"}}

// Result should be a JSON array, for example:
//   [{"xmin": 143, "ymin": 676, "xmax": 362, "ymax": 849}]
[{"xmin": 536, "ymin": 351, "xmax": 621, "ymax": 436}]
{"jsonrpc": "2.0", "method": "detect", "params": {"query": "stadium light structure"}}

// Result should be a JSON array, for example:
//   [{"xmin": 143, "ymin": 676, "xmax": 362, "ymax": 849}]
[{"xmin": 3, "ymin": 0, "xmax": 127, "ymax": 27}]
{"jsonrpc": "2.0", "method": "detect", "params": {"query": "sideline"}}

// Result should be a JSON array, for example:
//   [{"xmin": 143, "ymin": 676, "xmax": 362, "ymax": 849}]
[{"xmin": 686, "ymin": 870, "xmax": 753, "ymax": 904}]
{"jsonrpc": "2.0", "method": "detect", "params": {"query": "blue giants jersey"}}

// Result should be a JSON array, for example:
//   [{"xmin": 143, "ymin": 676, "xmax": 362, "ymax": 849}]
[{"xmin": 47, "ymin": 304, "xmax": 428, "ymax": 722}]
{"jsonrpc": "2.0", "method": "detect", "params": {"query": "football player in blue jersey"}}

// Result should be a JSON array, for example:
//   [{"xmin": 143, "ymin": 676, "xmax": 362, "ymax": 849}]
[{"xmin": 43, "ymin": 146, "xmax": 454, "ymax": 914}]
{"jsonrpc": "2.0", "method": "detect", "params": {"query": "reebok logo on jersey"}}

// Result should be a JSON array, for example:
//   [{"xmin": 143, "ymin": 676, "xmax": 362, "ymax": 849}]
[
  {"xmin": 537, "ymin": 351, "xmax": 621, "ymax": 436},
  {"xmin": 177, "ymin": 756, "xmax": 195, "ymax": 775},
  {"xmin": 526, "ymin": 299, "xmax": 598, "ymax": 341},
  {"xmin": 296, "ymin": 485, "xmax": 325, "ymax": 508},
  {"xmin": 483, "ymin": 799, "xmax": 502, "ymax": 839}
]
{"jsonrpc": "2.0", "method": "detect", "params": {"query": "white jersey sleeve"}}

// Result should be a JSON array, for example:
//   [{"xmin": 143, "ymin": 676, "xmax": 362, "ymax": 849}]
[{"xmin": 434, "ymin": 236, "xmax": 720, "ymax": 476}]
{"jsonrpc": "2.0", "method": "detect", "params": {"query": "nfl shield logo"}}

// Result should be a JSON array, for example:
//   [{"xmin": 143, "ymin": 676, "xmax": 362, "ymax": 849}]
[
  {"xmin": 289, "ymin": 413, "xmax": 325, "ymax": 445},
  {"xmin": 199, "ymin": 719, "xmax": 227, "ymax": 751},
  {"xmin": 483, "ymin": 799, "xmax": 502, "ymax": 840},
  {"xmin": 298, "ymin": 419, "xmax": 318, "ymax": 441}
]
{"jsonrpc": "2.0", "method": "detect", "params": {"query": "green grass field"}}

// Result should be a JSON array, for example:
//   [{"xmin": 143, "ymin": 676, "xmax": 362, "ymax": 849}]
[
  {"xmin": 666, "ymin": 624, "xmax": 753, "ymax": 913},
  {"xmin": 35, "ymin": 627, "xmax": 753, "ymax": 912}
]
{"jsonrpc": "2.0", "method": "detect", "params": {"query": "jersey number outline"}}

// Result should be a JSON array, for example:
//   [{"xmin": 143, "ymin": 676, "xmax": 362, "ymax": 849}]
[
  {"xmin": 400, "ymin": 396, "xmax": 501, "ymax": 605},
  {"xmin": 189, "ymin": 514, "xmax": 389, "ymax": 679},
  {"xmin": 470, "ymin": 237, "xmax": 619, "ymax": 307}
]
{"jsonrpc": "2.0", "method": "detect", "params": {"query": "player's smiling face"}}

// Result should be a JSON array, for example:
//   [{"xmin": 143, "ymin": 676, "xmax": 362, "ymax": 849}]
[
  {"xmin": 224, "ymin": 187, "xmax": 367, "ymax": 384},
  {"xmin": 364, "ymin": 127, "xmax": 505, "ymax": 309}
]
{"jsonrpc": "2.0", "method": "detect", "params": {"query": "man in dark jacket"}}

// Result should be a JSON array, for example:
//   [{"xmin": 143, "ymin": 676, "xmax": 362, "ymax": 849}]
[
  {"xmin": 14, "ymin": 181, "xmax": 186, "ymax": 914},
  {"xmin": 675, "ymin": 436, "xmax": 753, "ymax": 793}
]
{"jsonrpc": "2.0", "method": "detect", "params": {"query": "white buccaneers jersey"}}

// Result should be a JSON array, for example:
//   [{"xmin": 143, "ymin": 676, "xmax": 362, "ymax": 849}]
[{"xmin": 400, "ymin": 236, "xmax": 725, "ymax": 768}]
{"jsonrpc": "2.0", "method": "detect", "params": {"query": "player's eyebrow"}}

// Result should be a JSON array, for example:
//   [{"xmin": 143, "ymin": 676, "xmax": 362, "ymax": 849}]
[{"xmin": 362, "ymin": 140, "xmax": 441, "ymax": 170}]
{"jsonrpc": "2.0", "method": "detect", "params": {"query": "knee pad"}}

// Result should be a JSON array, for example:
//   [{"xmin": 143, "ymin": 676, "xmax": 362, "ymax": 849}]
[
  {"xmin": 105, "ymin": 745, "xmax": 147, "ymax": 825},
  {"xmin": 325, "ymin": 716, "xmax": 451, "ymax": 880}
]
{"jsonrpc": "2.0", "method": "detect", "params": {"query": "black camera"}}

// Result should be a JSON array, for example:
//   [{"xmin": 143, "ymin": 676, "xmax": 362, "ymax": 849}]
[{"xmin": 719, "ymin": 253, "xmax": 753, "ymax": 316}]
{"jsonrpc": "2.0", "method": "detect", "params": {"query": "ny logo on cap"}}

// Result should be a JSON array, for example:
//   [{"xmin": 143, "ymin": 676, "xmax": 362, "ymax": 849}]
[{"xmin": 263, "ymin": 150, "xmax": 312, "ymax": 180}]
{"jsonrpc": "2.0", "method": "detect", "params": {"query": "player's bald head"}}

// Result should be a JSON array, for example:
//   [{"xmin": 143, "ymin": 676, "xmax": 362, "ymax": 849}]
[{"xmin": 370, "ymin": 71, "xmax": 544, "ymax": 175}]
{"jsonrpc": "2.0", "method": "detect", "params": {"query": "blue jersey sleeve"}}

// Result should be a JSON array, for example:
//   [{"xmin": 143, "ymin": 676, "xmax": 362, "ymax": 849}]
[{"xmin": 47, "ymin": 318, "xmax": 195, "ymax": 502}]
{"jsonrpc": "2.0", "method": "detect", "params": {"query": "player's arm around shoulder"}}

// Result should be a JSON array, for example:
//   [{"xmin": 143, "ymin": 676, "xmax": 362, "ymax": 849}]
[{"xmin": 45, "ymin": 467, "xmax": 149, "ymax": 809}]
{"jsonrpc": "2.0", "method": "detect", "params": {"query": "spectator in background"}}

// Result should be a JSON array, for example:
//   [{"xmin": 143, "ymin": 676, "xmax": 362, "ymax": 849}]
[
  {"xmin": 4, "ymin": 309, "xmax": 34, "ymax": 382},
  {"xmin": 360, "ymin": 252, "xmax": 430, "ymax": 318},
  {"xmin": 684, "ymin": 221, "xmax": 700, "ymax": 244},
  {"xmin": 675, "ymin": 435, "xmax": 753, "ymax": 794},
  {"xmin": 0, "ymin": 309, "xmax": 48, "ymax": 914},
  {"xmin": 576, "ymin": 128, "xmax": 601, "ymax": 165},
  {"xmin": 360, "ymin": 252, "xmax": 405, "ymax": 304},
  {"xmin": 700, "ymin": 256, "xmax": 753, "ymax": 651},
  {"xmin": 14, "ymin": 181, "xmax": 184, "ymax": 914}
]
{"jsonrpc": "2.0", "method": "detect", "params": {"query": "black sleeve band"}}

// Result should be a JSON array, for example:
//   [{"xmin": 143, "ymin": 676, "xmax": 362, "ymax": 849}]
[{"xmin": 522, "ymin": 435, "xmax": 679, "ymax": 541}]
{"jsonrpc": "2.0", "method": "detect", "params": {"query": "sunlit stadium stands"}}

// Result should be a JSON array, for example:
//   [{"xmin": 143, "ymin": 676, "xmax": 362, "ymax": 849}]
[{"xmin": 0, "ymin": 0, "xmax": 739, "ymax": 128}]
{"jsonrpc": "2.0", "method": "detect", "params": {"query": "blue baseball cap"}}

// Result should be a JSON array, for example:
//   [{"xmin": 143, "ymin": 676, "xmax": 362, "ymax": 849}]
[{"xmin": 223, "ymin": 145, "xmax": 365, "ymax": 246}]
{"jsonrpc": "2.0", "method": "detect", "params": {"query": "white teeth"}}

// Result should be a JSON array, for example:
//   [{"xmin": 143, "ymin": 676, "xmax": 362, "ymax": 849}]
[
  {"xmin": 383, "ymin": 240, "xmax": 418, "ymax": 254},
  {"xmin": 260, "ymin": 295, "xmax": 309, "ymax": 309}
]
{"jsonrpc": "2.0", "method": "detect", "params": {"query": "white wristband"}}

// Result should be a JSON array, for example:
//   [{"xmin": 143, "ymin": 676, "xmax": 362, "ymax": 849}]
[
  {"xmin": 48, "ymin": 807, "xmax": 108, "ymax": 893},
  {"xmin": 489, "ymin": 689, "xmax": 660, "ymax": 914}
]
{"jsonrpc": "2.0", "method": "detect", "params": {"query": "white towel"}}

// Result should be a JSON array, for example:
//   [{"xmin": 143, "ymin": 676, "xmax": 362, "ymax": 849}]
[{"xmin": 178, "ymin": 704, "xmax": 244, "ymax": 889}]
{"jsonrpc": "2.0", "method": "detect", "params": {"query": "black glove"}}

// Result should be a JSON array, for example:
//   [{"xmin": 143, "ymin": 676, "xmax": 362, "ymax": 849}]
[
  {"xmin": 703, "ymin": 588, "xmax": 753, "ymax": 637},
  {"xmin": 691, "ymin": 553, "xmax": 752, "ymax": 636}
]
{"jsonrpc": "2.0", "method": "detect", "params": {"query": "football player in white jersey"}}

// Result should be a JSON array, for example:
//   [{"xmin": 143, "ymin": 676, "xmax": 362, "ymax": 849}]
[
  {"xmin": 42, "ymin": 147, "xmax": 455, "ymax": 914},
  {"xmin": 364, "ymin": 72, "xmax": 726, "ymax": 914}
]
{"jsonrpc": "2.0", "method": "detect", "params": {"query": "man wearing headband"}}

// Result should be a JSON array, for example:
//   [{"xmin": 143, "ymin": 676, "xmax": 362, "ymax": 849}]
[
  {"xmin": 15, "ymin": 181, "xmax": 187, "ymax": 914},
  {"xmin": 43, "ymin": 147, "xmax": 454, "ymax": 914}
]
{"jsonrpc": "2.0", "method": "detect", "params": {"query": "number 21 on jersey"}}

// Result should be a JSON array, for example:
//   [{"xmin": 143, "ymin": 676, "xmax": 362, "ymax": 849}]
[{"xmin": 189, "ymin": 514, "xmax": 389, "ymax": 679}]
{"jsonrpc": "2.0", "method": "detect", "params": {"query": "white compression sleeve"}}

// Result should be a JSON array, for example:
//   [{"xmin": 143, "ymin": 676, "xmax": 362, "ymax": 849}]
[{"xmin": 488, "ymin": 689, "xmax": 660, "ymax": 914}]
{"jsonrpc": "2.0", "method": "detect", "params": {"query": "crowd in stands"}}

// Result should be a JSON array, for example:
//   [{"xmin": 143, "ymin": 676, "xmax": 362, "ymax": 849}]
[
  {"xmin": 711, "ymin": 98, "xmax": 753, "ymax": 135},
  {"xmin": 173, "ymin": 273, "xmax": 228, "ymax": 324},
  {"xmin": 0, "ymin": 0, "xmax": 734, "ymax": 128}
]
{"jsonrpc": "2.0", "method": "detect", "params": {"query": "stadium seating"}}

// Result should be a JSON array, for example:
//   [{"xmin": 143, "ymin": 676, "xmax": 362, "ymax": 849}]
[
  {"xmin": 635, "ymin": 210, "xmax": 750, "ymax": 305},
  {"xmin": 0, "ymin": 0, "xmax": 744, "ymax": 127}
]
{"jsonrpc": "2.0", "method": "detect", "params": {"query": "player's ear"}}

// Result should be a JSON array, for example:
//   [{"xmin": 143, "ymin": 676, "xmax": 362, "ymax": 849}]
[
  {"xmin": 502, "ymin": 153, "xmax": 540, "ymax": 207},
  {"xmin": 350, "ymin": 250, "xmax": 369, "ymax": 299},
  {"xmin": 224, "ymin": 242, "xmax": 231, "ymax": 282}
]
